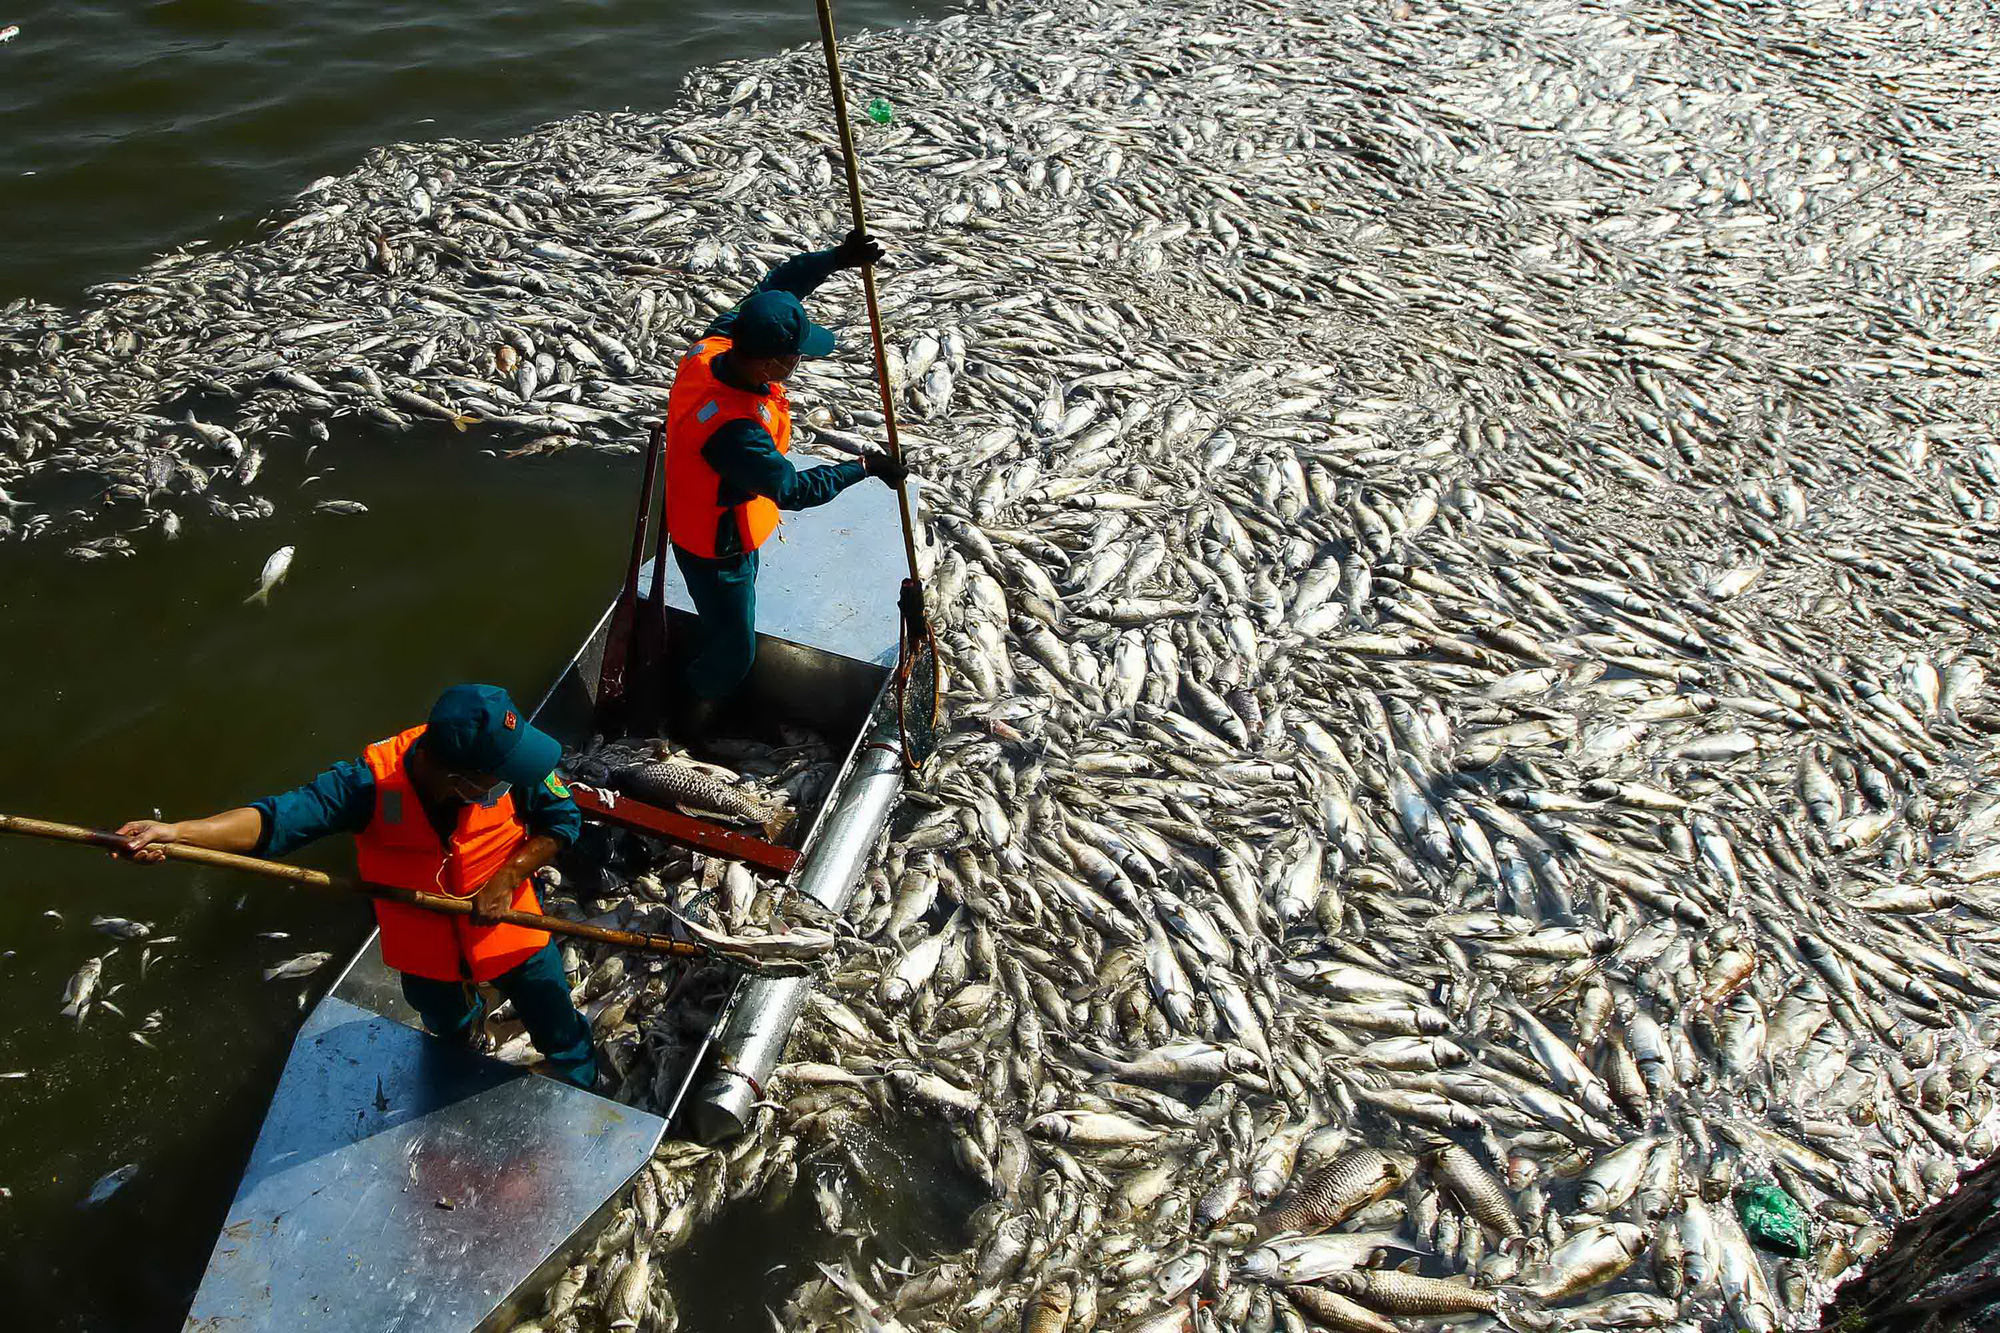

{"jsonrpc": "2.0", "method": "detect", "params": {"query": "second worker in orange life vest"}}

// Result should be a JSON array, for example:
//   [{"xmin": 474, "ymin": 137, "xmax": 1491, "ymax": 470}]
[
  {"xmin": 113, "ymin": 684, "xmax": 600, "ymax": 1090},
  {"xmin": 663, "ymin": 230, "xmax": 907, "ymax": 730}
]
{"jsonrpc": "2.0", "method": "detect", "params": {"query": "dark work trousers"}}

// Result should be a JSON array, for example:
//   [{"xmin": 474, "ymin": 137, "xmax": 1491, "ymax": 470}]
[
  {"xmin": 673, "ymin": 543, "xmax": 760, "ymax": 701},
  {"xmin": 399, "ymin": 940, "xmax": 597, "ymax": 1090}
]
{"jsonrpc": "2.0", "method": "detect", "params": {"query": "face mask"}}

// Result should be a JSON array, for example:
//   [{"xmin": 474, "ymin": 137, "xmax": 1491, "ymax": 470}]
[{"xmin": 450, "ymin": 775, "xmax": 509, "ymax": 805}]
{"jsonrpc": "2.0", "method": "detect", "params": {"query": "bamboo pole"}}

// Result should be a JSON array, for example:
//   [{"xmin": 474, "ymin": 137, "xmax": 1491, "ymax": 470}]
[
  {"xmin": 810, "ymin": 0, "xmax": 945, "ymax": 765},
  {"xmin": 0, "ymin": 813, "xmax": 716, "ymax": 961},
  {"xmin": 811, "ymin": 0, "xmax": 922, "ymax": 591}
]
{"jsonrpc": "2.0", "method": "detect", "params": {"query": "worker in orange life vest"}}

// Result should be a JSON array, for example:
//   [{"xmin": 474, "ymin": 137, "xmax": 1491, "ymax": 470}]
[
  {"xmin": 114, "ymin": 684, "xmax": 599, "ymax": 1090},
  {"xmin": 663, "ymin": 230, "xmax": 907, "ymax": 737}
]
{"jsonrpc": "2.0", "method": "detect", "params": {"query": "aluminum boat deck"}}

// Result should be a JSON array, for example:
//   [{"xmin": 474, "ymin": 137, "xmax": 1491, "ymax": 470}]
[{"xmin": 184, "ymin": 461, "xmax": 915, "ymax": 1331}]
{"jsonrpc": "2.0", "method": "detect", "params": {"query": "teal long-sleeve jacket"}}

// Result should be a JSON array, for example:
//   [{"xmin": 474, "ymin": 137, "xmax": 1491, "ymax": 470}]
[
  {"xmin": 249, "ymin": 758, "xmax": 580, "ymax": 857},
  {"xmin": 695, "ymin": 247, "xmax": 866, "ymax": 558}
]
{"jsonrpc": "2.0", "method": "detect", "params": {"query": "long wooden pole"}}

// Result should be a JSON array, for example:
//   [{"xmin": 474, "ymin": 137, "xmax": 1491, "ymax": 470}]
[
  {"xmin": 811, "ymin": 0, "xmax": 944, "ymax": 768},
  {"xmin": 0, "ymin": 813, "xmax": 714, "ymax": 962},
  {"xmin": 810, "ymin": 0, "xmax": 922, "ymax": 590}
]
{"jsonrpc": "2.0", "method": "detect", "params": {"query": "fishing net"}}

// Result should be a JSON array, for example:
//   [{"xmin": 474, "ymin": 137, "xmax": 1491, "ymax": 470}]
[{"xmin": 895, "ymin": 577, "xmax": 942, "ymax": 769}]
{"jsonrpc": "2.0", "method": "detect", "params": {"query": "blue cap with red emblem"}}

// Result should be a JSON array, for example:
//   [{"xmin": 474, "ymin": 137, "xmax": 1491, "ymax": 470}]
[{"xmin": 420, "ymin": 684, "xmax": 560, "ymax": 792}]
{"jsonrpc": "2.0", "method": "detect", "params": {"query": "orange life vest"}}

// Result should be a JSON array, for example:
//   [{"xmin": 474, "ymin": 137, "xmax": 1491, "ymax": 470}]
[
  {"xmin": 355, "ymin": 726, "xmax": 549, "ymax": 983},
  {"xmin": 665, "ymin": 335, "xmax": 793, "ymax": 558}
]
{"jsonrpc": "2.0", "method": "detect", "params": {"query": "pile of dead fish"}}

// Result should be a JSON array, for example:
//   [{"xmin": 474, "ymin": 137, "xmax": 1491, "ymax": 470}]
[
  {"xmin": 525, "ymin": 734, "xmax": 837, "ymax": 1087},
  {"xmin": 12, "ymin": 0, "xmax": 2000, "ymax": 1327}
]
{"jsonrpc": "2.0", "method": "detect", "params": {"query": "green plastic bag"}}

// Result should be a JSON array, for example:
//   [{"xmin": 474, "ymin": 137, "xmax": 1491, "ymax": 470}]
[{"xmin": 1737, "ymin": 1181, "xmax": 1811, "ymax": 1258}]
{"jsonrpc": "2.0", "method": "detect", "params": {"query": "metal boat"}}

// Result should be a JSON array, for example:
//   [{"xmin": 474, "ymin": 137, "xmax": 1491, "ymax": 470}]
[{"xmin": 184, "ymin": 466, "xmax": 918, "ymax": 1332}]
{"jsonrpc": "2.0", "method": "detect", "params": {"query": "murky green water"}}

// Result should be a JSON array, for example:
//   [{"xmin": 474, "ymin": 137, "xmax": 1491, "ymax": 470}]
[
  {"xmin": 0, "ymin": 1, "xmax": 954, "ymax": 1326},
  {"xmin": 0, "ymin": 437, "xmax": 634, "ymax": 1325}
]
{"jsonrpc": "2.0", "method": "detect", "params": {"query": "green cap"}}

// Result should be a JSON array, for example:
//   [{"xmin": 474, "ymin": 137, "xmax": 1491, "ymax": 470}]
[
  {"xmin": 732, "ymin": 291, "xmax": 835, "ymax": 358},
  {"xmin": 420, "ymin": 684, "xmax": 561, "ymax": 793}
]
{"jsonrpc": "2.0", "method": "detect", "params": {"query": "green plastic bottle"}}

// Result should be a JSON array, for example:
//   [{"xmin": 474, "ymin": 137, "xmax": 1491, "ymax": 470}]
[{"xmin": 866, "ymin": 97, "xmax": 894, "ymax": 126}]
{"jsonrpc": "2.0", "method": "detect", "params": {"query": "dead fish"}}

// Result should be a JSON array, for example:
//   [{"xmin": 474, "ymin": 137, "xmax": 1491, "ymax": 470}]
[
  {"xmin": 1259, "ymin": 1148, "xmax": 1408, "ymax": 1235},
  {"xmin": 90, "ymin": 916, "xmax": 152, "ymax": 940},
  {"xmin": 664, "ymin": 911, "xmax": 834, "ymax": 967},
  {"xmin": 82, "ymin": 1163, "xmax": 138, "ymax": 1206},
  {"xmin": 605, "ymin": 1238, "xmax": 651, "ymax": 1330},
  {"xmin": 1024, "ymin": 1278, "xmax": 1074, "ymax": 1332},
  {"xmin": 182, "ymin": 412, "xmax": 244, "ymax": 460},
  {"xmin": 60, "ymin": 956, "xmax": 103, "ymax": 1021},
  {"xmin": 1285, "ymin": 1284, "xmax": 1400, "ymax": 1333},
  {"xmin": 1522, "ymin": 1222, "xmax": 1648, "ymax": 1300},
  {"xmin": 1027, "ymin": 1109, "xmax": 1165, "ymax": 1147},
  {"xmin": 1325, "ymin": 1269, "xmax": 1499, "ymax": 1317},
  {"xmin": 245, "ymin": 545, "xmax": 296, "ymax": 605},
  {"xmin": 1431, "ymin": 1144, "xmax": 1521, "ymax": 1242},
  {"xmin": 262, "ymin": 950, "xmax": 332, "ymax": 982},
  {"xmin": 816, "ymin": 1260, "xmax": 916, "ymax": 1332},
  {"xmin": 1237, "ymin": 1231, "xmax": 1419, "ymax": 1285},
  {"xmin": 611, "ymin": 759, "xmax": 793, "ymax": 839}
]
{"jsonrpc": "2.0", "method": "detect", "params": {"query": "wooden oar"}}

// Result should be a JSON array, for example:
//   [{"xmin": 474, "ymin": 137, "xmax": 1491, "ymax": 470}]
[
  {"xmin": 595, "ymin": 419, "xmax": 669, "ymax": 736},
  {"xmin": 631, "ymin": 433, "xmax": 677, "ymax": 735},
  {"xmin": 0, "ymin": 813, "xmax": 814, "ymax": 971}
]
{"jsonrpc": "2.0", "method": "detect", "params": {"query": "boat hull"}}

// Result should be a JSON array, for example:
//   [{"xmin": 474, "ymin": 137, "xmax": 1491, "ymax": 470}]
[{"xmin": 183, "ymin": 970, "xmax": 665, "ymax": 1333}]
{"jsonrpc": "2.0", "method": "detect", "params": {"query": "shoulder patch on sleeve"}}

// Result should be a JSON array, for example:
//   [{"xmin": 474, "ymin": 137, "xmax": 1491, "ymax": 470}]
[{"xmin": 544, "ymin": 773, "xmax": 571, "ymax": 800}]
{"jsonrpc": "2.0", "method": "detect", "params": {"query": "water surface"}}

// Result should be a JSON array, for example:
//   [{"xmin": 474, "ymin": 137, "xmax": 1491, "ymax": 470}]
[{"xmin": 0, "ymin": 0, "xmax": 959, "ymax": 1325}]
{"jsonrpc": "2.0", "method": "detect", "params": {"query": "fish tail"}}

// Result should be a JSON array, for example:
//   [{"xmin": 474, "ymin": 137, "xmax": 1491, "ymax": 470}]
[{"xmin": 245, "ymin": 587, "xmax": 270, "ymax": 606}]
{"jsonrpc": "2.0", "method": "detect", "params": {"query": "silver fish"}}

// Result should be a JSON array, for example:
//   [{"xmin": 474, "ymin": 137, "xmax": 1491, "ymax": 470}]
[
  {"xmin": 245, "ymin": 545, "xmax": 295, "ymax": 605},
  {"xmin": 262, "ymin": 951, "xmax": 332, "ymax": 982}
]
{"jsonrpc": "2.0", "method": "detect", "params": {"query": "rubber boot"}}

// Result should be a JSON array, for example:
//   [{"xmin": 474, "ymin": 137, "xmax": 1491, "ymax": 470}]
[{"xmin": 530, "ymin": 1040, "xmax": 604, "ymax": 1093}]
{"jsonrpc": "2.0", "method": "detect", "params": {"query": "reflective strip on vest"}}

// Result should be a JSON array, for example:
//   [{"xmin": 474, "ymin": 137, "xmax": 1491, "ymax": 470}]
[{"xmin": 354, "ymin": 725, "xmax": 550, "ymax": 984}]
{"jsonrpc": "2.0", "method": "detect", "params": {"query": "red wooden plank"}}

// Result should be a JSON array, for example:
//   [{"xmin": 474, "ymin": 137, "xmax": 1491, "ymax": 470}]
[{"xmin": 569, "ymin": 783, "xmax": 801, "ymax": 876}]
